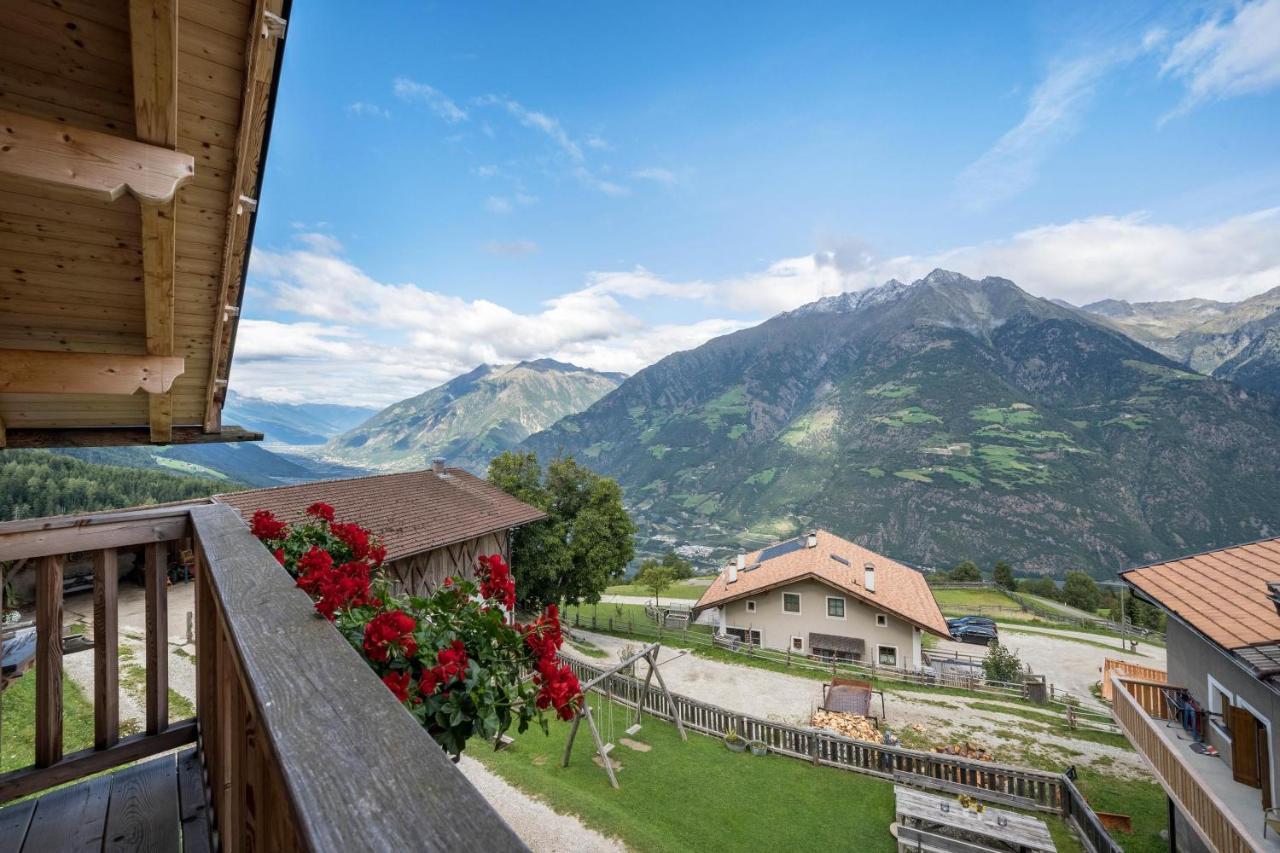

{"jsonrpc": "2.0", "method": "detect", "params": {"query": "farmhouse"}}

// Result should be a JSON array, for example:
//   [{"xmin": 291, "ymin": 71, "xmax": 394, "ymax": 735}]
[
  {"xmin": 1114, "ymin": 536, "xmax": 1280, "ymax": 852},
  {"xmin": 692, "ymin": 529, "xmax": 949, "ymax": 669},
  {"xmin": 216, "ymin": 463, "xmax": 545, "ymax": 595}
]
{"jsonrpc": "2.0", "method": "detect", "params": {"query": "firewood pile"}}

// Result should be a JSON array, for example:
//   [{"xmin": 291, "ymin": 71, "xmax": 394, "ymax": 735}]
[
  {"xmin": 811, "ymin": 709, "xmax": 879, "ymax": 741},
  {"xmin": 934, "ymin": 742, "xmax": 996, "ymax": 761}
]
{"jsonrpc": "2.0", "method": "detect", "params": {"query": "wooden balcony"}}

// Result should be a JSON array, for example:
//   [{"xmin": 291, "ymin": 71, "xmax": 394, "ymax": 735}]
[
  {"xmin": 1111, "ymin": 673, "xmax": 1269, "ymax": 852},
  {"xmin": 0, "ymin": 502, "xmax": 526, "ymax": 852}
]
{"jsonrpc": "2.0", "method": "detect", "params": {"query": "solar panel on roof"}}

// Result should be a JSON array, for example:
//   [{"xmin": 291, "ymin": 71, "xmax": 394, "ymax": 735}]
[{"xmin": 759, "ymin": 537, "xmax": 806, "ymax": 562}]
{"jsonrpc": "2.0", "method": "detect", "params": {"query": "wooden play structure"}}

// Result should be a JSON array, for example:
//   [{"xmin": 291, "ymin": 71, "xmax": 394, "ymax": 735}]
[{"xmin": 562, "ymin": 642, "xmax": 687, "ymax": 788}]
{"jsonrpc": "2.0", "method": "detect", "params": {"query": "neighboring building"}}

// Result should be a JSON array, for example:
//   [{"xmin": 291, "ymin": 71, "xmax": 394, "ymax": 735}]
[
  {"xmin": 1116, "ymin": 537, "xmax": 1280, "ymax": 852},
  {"xmin": 217, "ymin": 463, "xmax": 546, "ymax": 595},
  {"xmin": 691, "ymin": 529, "xmax": 950, "ymax": 669}
]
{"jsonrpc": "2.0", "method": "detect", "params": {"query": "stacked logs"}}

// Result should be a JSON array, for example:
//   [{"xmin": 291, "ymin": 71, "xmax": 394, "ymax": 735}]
[
  {"xmin": 811, "ymin": 709, "xmax": 880, "ymax": 741},
  {"xmin": 934, "ymin": 742, "xmax": 996, "ymax": 761}
]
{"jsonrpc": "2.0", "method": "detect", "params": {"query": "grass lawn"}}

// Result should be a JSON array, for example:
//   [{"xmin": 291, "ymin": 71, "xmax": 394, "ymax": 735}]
[
  {"xmin": 2, "ymin": 668, "xmax": 96, "ymax": 772},
  {"xmin": 476, "ymin": 699, "xmax": 1087, "ymax": 853},
  {"xmin": 1072, "ymin": 769, "xmax": 1169, "ymax": 853},
  {"xmin": 931, "ymin": 587, "xmax": 1021, "ymax": 611},
  {"xmin": 603, "ymin": 578, "xmax": 713, "ymax": 599},
  {"xmin": 563, "ymin": 601, "xmax": 715, "ymax": 635}
]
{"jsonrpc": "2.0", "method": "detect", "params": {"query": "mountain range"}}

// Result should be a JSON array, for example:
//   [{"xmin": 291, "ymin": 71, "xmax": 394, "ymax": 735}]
[
  {"xmin": 323, "ymin": 359, "xmax": 625, "ymax": 474},
  {"xmin": 1081, "ymin": 287, "xmax": 1280, "ymax": 395},
  {"xmin": 523, "ymin": 270, "xmax": 1280, "ymax": 575},
  {"xmin": 223, "ymin": 391, "xmax": 379, "ymax": 446}
]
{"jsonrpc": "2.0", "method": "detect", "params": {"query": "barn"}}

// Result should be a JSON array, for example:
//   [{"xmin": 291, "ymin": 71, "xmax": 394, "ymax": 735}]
[{"xmin": 215, "ymin": 463, "xmax": 546, "ymax": 595}]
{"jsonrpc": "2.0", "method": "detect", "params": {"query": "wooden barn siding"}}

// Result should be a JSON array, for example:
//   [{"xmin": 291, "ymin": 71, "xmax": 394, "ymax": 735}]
[{"xmin": 382, "ymin": 531, "xmax": 510, "ymax": 597}]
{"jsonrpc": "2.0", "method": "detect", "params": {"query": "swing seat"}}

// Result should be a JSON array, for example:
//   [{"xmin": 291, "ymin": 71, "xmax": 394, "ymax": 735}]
[
  {"xmin": 601, "ymin": 742, "xmax": 615, "ymax": 755},
  {"xmin": 625, "ymin": 723, "xmax": 642, "ymax": 736}
]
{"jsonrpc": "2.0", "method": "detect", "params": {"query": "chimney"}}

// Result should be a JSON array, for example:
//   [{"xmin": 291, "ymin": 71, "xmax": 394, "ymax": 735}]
[
  {"xmin": 1269, "ymin": 581, "xmax": 1280, "ymax": 616},
  {"xmin": 730, "ymin": 553, "xmax": 744, "ymax": 583},
  {"xmin": 807, "ymin": 531, "xmax": 818, "ymax": 548},
  {"xmin": 432, "ymin": 457, "xmax": 446, "ymax": 473},
  {"xmin": 864, "ymin": 562, "xmax": 876, "ymax": 593}
]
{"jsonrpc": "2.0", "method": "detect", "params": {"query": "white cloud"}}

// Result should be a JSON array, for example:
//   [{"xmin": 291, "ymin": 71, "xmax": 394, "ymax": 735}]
[
  {"xmin": 484, "ymin": 196, "xmax": 514, "ymax": 214},
  {"xmin": 393, "ymin": 78, "xmax": 468, "ymax": 124},
  {"xmin": 957, "ymin": 56, "xmax": 1112, "ymax": 210},
  {"xmin": 585, "ymin": 135, "xmax": 612, "ymax": 151},
  {"xmin": 477, "ymin": 95, "xmax": 582, "ymax": 161},
  {"xmin": 472, "ymin": 164, "xmax": 500, "ymax": 178},
  {"xmin": 234, "ymin": 209, "xmax": 1280, "ymax": 405},
  {"xmin": 1159, "ymin": 0, "xmax": 1280, "ymax": 120},
  {"xmin": 632, "ymin": 167, "xmax": 678, "ymax": 185},
  {"xmin": 347, "ymin": 101, "xmax": 390, "ymax": 119},
  {"xmin": 483, "ymin": 239, "xmax": 539, "ymax": 257}
]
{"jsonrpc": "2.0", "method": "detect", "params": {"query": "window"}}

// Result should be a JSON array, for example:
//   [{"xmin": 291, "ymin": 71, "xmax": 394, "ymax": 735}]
[
  {"xmin": 726, "ymin": 627, "xmax": 761, "ymax": 645},
  {"xmin": 745, "ymin": 600, "xmax": 757, "ymax": 613},
  {"xmin": 876, "ymin": 613, "xmax": 888, "ymax": 627},
  {"xmin": 826, "ymin": 596, "xmax": 846, "ymax": 619},
  {"xmin": 791, "ymin": 636, "xmax": 805, "ymax": 652},
  {"xmin": 878, "ymin": 645, "xmax": 898, "ymax": 667},
  {"xmin": 782, "ymin": 592, "xmax": 801, "ymax": 614},
  {"xmin": 1208, "ymin": 675, "xmax": 1234, "ymax": 738}
]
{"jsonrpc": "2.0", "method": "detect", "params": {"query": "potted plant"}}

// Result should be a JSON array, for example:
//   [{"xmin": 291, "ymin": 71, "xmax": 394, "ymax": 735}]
[
  {"xmin": 748, "ymin": 739, "xmax": 768, "ymax": 756},
  {"xmin": 723, "ymin": 727, "xmax": 748, "ymax": 752}
]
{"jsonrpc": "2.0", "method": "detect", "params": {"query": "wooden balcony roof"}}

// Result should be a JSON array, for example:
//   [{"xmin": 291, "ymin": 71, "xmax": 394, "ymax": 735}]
[{"xmin": 0, "ymin": 0, "xmax": 291, "ymax": 448}]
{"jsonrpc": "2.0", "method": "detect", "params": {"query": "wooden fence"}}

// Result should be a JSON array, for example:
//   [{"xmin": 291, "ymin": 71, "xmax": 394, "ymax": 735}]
[
  {"xmin": 561, "ymin": 654, "xmax": 1123, "ymax": 852},
  {"xmin": 1100, "ymin": 659, "xmax": 1166, "ymax": 702}
]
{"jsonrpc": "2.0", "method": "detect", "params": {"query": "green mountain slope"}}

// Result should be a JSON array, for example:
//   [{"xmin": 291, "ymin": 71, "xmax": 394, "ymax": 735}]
[
  {"xmin": 54, "ymin": 442, "xmax": 366, "ymax": 489},
  {"xmin": 1, "ymin": 450, "xmax": 224, "ymax": 520},
  {"xmin": 524, "ymin": 270, "xmax": 1280, "ymax": 576},
  {"xmin": 326, "ymin": 359, "xmax": 625, "ymax": 474}
]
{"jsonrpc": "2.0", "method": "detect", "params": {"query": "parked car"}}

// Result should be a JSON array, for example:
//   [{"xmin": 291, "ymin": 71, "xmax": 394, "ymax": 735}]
[
  {"xmin": 946, "ymin": 615, "xmax": 996, "ymax": 630},
  {"xmin": 950, "ymin": 622, "xmax": 999, "ymax": 646}
]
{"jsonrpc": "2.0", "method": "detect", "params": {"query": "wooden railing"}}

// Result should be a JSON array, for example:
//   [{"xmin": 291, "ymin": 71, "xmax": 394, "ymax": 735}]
[
  {"xmin": 1111, "ymin": 674, "xmax": 1256, "ymax": 853},
  {"xmin": 0, "ymin": 504, "xmax": 199, "ymax": 802},
  {"xmin": 1100, "ymin": 659, "xmax": 1166, "ymax": 701},
  {"xmin": 0, "ymin": 502, "xmax": 526, "ymax": 852}
]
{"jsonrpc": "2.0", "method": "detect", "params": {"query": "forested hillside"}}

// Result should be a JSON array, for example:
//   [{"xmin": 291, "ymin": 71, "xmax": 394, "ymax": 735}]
[{"xmin": 0, "ymin": 450, "xmax": 228, "ymax": 521}]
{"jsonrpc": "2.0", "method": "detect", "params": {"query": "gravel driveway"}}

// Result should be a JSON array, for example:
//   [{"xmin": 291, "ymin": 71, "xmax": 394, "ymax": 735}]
[{"xmin": 565, "ymin": 628, "xmax": 1151, "ymax": 778}]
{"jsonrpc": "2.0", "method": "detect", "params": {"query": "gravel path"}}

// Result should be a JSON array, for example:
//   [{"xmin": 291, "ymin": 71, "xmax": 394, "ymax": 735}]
[
  {"xmin": 933, "ymin": 625, "xmax": 1166, "ymax": 711},
  {"xmin": 565, "ymin": 628, "xmax": 1151, "ymax": 778},
  {"xmin": 457, "ymin": 757, "xmax": 627, "ymax": 852}
]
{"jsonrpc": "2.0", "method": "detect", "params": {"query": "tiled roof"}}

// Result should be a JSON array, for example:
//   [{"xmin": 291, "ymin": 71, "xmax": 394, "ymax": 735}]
[
  {"xmin": 692, "ymin": 529, "xmax": 951, "ymax": 638},
  {"xmin": 215, "ymin": 469, "xmax": 546, "ymax": 562},
  {"xmin": 1122, "ymin": 537, "xmax": 1280, "ymax": 650}
]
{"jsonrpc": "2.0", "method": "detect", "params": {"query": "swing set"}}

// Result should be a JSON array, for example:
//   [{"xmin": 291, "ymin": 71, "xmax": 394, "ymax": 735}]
[{"xmin": 561, "ymin": 642, "xmax": 687, "ymax": 788}]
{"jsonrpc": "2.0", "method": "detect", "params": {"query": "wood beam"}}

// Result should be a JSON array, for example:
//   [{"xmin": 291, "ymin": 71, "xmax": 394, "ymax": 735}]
[
  {"xmin": 204, "ymin": 0, "xmax": 286, "ymax": 433},
  {"xmin": 131, "ymin": 0, "xmax": 180, "ymax": 444},
  {"xmin": 0, "ymin": 414, "xmax": 5, "ymax": 449},
  {"xmin": 0, "ymin": 108, "xmax": 194, "ymax": 204},
  {"xmin": 0, "ymin": 424, "xmax": 263, "ymax": 450},
  {"xmin": 0, "ymin": 350, "xmax": 184, "ymax": 395}
]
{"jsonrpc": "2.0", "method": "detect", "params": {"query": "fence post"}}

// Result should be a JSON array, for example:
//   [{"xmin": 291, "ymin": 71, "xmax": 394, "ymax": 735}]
[
  {"xmin": 787, "ymin": 647, "xmax": 791, "ymax": 668},
  {"xmin": 630, "ymin": 619, "xmax": 634, "ymax": 635},
  {"xmin": 810, "ymin": 731, "xmax": 820, "ymax": 766},
  {"xmin": 609, "ymin": 617, "xmax": 613, "ymax": 632}
]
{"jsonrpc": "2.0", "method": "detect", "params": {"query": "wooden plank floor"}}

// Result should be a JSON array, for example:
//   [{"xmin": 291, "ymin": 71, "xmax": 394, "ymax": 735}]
[{"xmin": 0, "ymin": 747, "xmax": 210, "ymax": 853}]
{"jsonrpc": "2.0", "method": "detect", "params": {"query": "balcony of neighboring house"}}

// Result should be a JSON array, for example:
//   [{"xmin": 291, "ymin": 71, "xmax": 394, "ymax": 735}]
[
  {"xmin": 0, "ymin": 502, "xmax": 525, "ymax": 852},
  {"xmin": 1111, "ymin": 673, "xmax": 1277, "ymax": 852}
]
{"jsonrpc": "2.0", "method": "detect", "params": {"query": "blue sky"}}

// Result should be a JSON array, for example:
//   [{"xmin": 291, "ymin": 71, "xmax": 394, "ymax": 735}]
[{"xmin": 236, "ymin": 0, "xmax": 1280, "ymax": 405}]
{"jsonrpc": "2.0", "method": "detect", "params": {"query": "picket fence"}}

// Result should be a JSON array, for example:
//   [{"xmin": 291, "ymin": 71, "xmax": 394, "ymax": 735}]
[{"xmin": 561, "ymin": 654, "xmax": 1122, "ymax": 853}]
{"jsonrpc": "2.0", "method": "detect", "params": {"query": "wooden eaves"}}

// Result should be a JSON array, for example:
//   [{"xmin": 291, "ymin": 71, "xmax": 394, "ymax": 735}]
[{"xmin": 0, "ymin": 0, "xmax": 291, "ymax": 448}]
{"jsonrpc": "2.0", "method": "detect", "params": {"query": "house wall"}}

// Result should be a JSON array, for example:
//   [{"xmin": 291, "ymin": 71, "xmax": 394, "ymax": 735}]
[
  {"xmin": 1166, "ymin": 617, "xmax": 1280, "ymax": 810},
  {"xmin": 382, "ymin": 531, "xmax": 510, "ymax": 597},
  {"xmin": 718, "ymin": 577, "xmax": 921, "ymax": 668}
]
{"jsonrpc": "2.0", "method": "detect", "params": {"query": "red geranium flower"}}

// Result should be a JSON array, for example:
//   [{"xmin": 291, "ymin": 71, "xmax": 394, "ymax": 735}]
[
  {"xmin": 382, "ymin": 670, "xmax": 414, "ymax": 704},
  {"xmin": 250, "ymin": 509, "xmax": 288, "ymax": 541},
  {"xmin": 363, "ymin": 610, "xmax": 418, "ymax": 661},
  {"xmin": 306, "ymin": 502, "xmax": 336, "ymax": 523}
]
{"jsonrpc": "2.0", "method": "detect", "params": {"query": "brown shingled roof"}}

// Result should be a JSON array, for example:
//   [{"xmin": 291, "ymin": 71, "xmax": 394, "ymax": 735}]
[
  {"xmin": 692, "ymin": 529, "xmax": 951, "ymax": 638},
  {"xmin": 215, "ymin": 469, "xmax": 546, "ymax": 562},
  {"xmin": 1122, "ymin": 537, "xmax": 1280, "ymax": 650}
]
